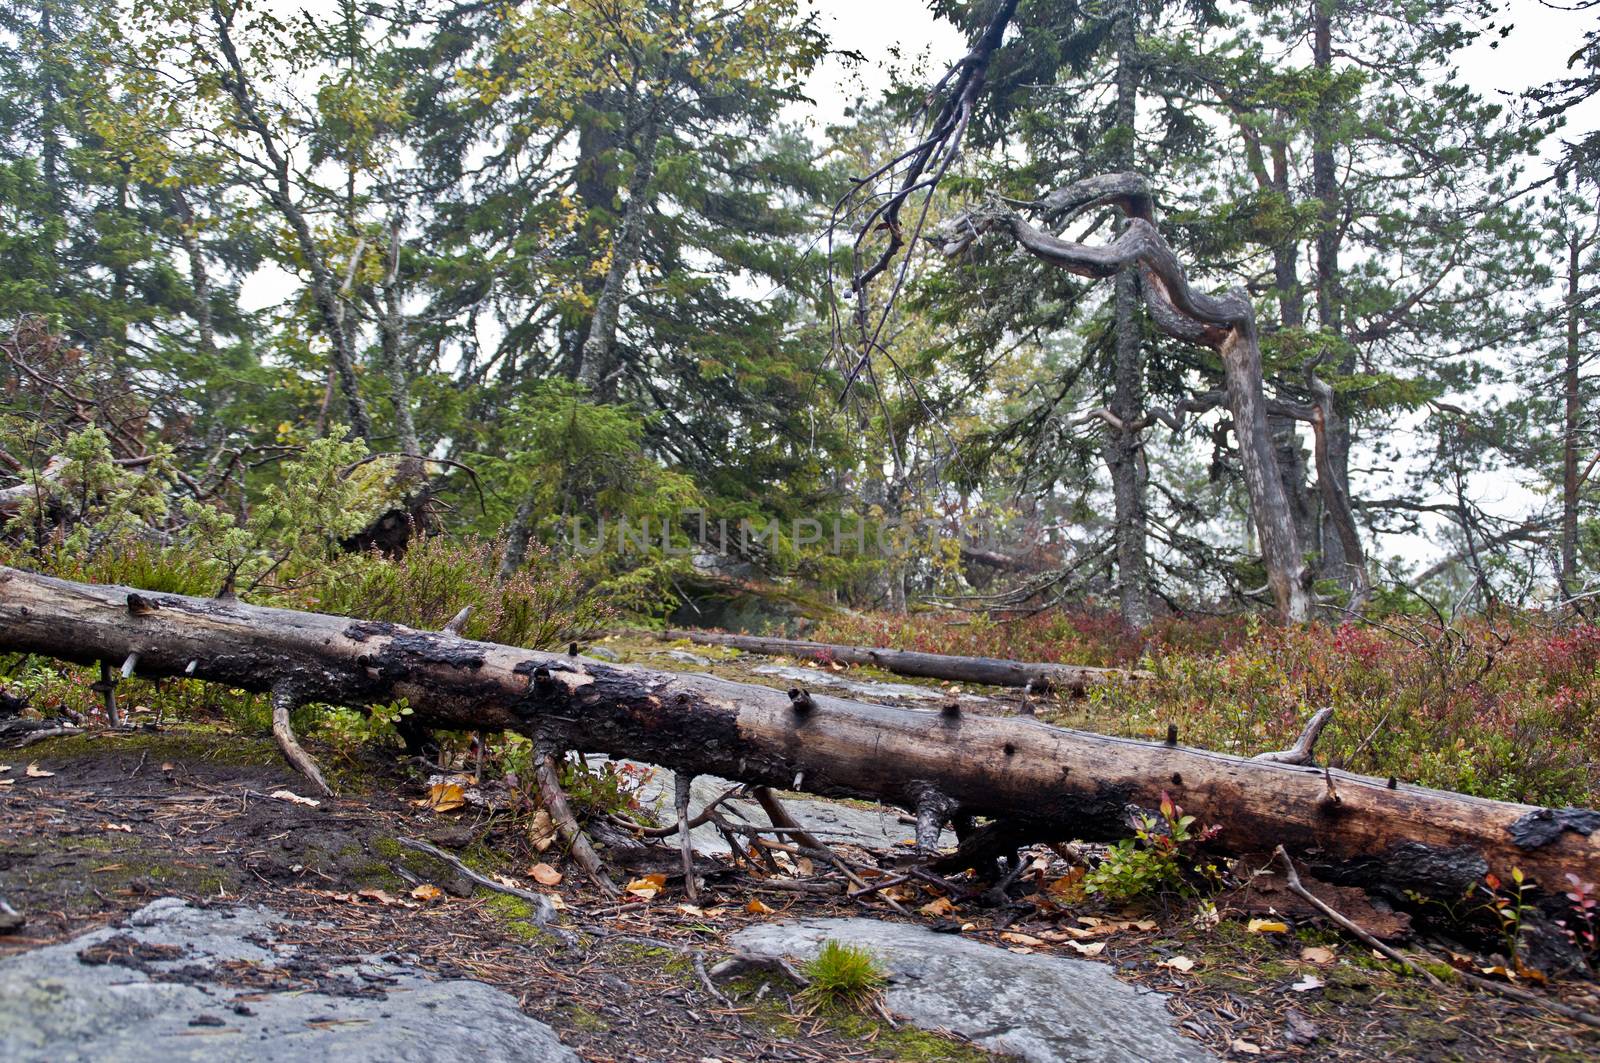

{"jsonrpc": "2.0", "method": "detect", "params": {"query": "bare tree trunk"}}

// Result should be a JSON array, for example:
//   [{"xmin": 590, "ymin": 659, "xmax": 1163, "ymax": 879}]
[
  {"xmin": 171, "ymin": 188, "xmax": 216, "ymax": 357},
  {"xmin": 374, "ymin": 222, "xmax": 421, "ymax": 463},
  {"xmin": 1219, "ymin": 327, "xmax": 1313, "ymax": 622},
  {"xmin": 2, "ymin": 565, "xmax": 1595, "ymax": 900},
  {"xmin": 1309, "ymin": 3, "xmax": 1360, "ymax": 597},
  {"xmin": 1563, "ymin": 230, "xmax": 1582, "ymax": 596},
  {"xmin": 576, "ymin": 111, "xmax": 661, "ymax": 397},
  {"xmin": 1106, "ymin": 4, "xmax": 1151, "ymax": 631}
]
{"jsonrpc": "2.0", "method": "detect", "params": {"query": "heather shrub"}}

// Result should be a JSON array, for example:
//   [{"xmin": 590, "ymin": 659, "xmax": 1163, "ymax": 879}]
[
  {"xmin": 817, "ymin": 606, "xmax": 1600, "ymax": 807},
  {"xmin": 310, "ymin": 535, "xmax": 613, "ymax": 650},
  {"xmin": 1086, "ymin": 619, "xmax": 1600, "ymax": 807}
]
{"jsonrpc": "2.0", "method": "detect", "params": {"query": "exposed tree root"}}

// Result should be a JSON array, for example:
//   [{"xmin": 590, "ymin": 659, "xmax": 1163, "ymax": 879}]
[
  {"xmin": 397, "ymin": 836, "xmax": 558, "ymax": 927},
  {"xmin": 270, "ymin": 685, "xmax": 332, "ymax": 797},
  {"xmin": 535, "ymin": 750, "xmax": 619, "ymax": 897}
]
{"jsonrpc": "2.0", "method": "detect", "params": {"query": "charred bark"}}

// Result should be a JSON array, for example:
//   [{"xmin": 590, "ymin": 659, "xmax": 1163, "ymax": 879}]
[{"xmin": 2, "ymin": 566, "xmax": 1597, "ymax": 901}]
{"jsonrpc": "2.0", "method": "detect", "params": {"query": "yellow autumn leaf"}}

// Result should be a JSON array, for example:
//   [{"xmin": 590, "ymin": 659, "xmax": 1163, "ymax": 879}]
[
  {"xmin": 411, "ymin": 884, "xmax": 444, "ymax": 901},
  {"xmin": 919, "ymin": 896, "xmax": 956, "ymax": 917},
  {"xmin": 624, "ymin": 873, "xmax": 668, "ymax": 899},
  {"xmin": 426, "ymin": 782, "xmax": 465, "ymax": 813},
  {"xmin": 745, "ymin": 898, "xmax": 774, "ymax": 915},
  {"xmin": 1246, "ymin": 918, "xmax": 1289, "ymax": 934}
]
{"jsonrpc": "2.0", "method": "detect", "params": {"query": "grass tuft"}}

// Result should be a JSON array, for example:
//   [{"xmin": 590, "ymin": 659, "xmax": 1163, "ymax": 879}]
[{"xmin": 797, "ymin": 940, "xmax": 888, "ymax": 1014}]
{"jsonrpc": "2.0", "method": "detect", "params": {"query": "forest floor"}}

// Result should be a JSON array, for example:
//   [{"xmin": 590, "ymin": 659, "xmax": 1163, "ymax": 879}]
[{"xmin": 2, "ymin": 634, "xmax": 1599, "ymax": 1061}]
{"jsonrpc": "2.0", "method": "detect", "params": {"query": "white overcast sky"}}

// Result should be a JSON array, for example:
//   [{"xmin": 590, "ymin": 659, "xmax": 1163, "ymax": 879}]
[{"xmin": 800, "ymin": 0, "xmax": 1598, "ymax": 146}]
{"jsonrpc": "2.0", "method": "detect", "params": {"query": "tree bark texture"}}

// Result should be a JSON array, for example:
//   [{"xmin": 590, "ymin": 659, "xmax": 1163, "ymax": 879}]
[{"xmin": 3, "ymin": 566, "xmax": 1597, "ymax": 899}]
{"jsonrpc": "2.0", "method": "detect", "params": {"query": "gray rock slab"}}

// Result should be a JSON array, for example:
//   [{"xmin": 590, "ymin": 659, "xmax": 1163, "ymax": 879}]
[
  {"xmin": 731, "ymin": 917, "xmax": 1213, "ymax": 1063},
  {"xmin": 0, "ymin": 897, "xmax": 578, "ymax": 1063}
]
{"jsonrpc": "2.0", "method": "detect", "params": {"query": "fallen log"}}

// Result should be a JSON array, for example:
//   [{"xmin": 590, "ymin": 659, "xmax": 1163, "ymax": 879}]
[
  {"xmin": 3, "ymin": 565, "xmax": 1598, "ymax": 903},
  {"xmin": 662, "ymin": 629, "xmax": 1149, "ymax": 694}
]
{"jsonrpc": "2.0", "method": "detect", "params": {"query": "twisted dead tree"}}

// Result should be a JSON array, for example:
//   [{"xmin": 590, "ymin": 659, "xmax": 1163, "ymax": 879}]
[
  {"xmin": 831, "ymin": 3, "xmax": 1314, "ymax": 623},
  {"xmin": 4, "ymin": 565, "xmax": 1598, "ymax": 906},
  {"xmin": 937, "ymin": 176, "xmax": 1313, "ymax": 623}
]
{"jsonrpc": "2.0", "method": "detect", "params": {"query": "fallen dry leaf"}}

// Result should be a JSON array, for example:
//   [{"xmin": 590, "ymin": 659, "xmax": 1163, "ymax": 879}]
[
  {"xmin": 357, "ymin": 888, "xmax": 417, "ymax": 908},
  {"xmin": 101, "ymin": 823, "xmax": 133, "ymax": 833},
  {"xmin": 1300, "ymin": 946, "xmax": 1336, "ymax": 965},
  {"xmin": 1046, "ymin": 868, "xmax": 1087, "ymax": 901},
  {"xmin": 269, "ymin": 789, "xmax": 321, "ymax": 807},
  {"xmin": 1246, "ymin": 918, "xmax": 1289, "ymax": 934},
  {"xmin": 0, "ymin": 779, "xmax": 14, "ymax": 787},
  {"xmin": 1066, "ymin": 940, "xmax": 1106, "ymax": 957},
  {"xmin": 677, "ymin": 904, "xmax": 705, "ymax": 917},
  {"xmin": 999, "ymin": 931, "xmax": 1044, "ymax": 947},
  {"xmin": 528, "ymin": 863, "xmax": 562, "ymax": 886},
  {"xmin": 1045, "ymin": 919, "xmax": 1146, "ymax": 941},
  {"xmin": 0, "ymin": 764, "xmax": 11, "ymax": 773},
  {"xmin": 1158, "ymin": 955, "xmax": 1196, "ymax": 973},
  {"xmin": 745, "ymin": 898, "xmax": 774, "ymax": 915},
  {"xmin": 424, "ymin": 782, "xmax": 465, "ymax": 813},
  {"xmin": 410, "ymin": 884, "xmax": 444, "ymax": 901},
  {"xmin": 1230, "ymin": 1038, "xmax": 1262, "ymax": 1055},
  {"xmin": 624, "ymin": 873, "xmax": 668, "ymax": 899},
  {"xmin": 919, "ymin": 896, "xmax": 956, "ymax": 918},
  {"xmin": 1290, "ymin": 974, "xmax": 1324, "ymax": 992},
  {"xmin": 24, "ymin": 763, "xmax": 54, "ymax": 778},
  {"xmin": 528, "ymin": 809, "xmax": 558, "ymax": 851}
]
